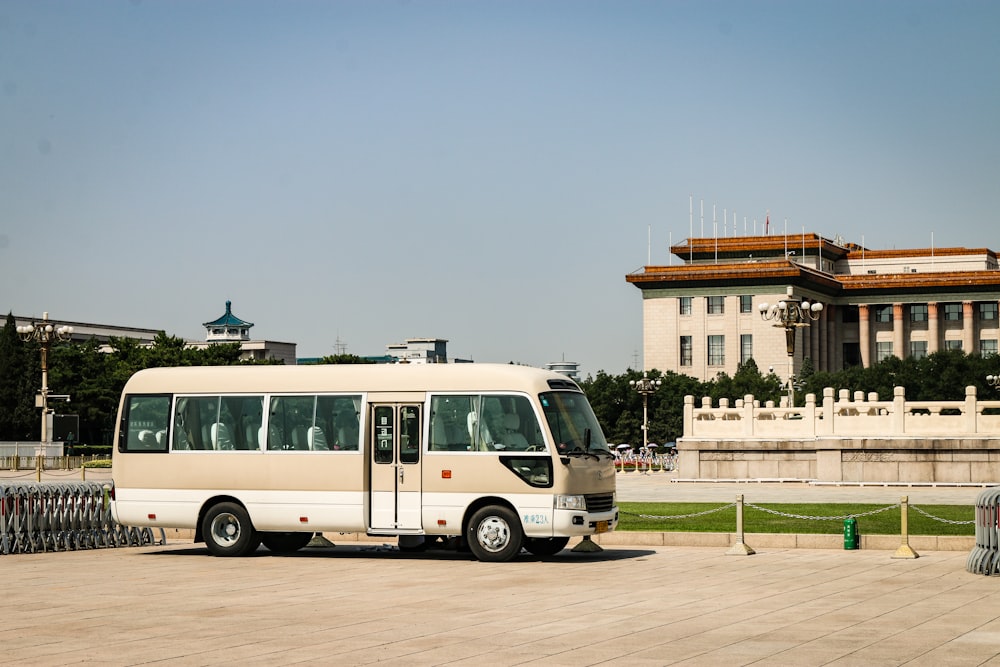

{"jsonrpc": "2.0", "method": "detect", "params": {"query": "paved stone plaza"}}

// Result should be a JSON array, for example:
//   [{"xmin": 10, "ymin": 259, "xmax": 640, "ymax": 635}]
[
  {"xmin": 5, "ymin": 536, "xmax": 1000, "ymax": 665},
  {"xmin": 4, "ymin": 468, "xmax": 998, "ymax": 665}
]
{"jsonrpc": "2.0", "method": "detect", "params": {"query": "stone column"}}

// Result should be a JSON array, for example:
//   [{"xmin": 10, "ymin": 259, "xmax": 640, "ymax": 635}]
[
  {"xmin": 928, "ymin": 302, "xmax": 939, "ymax": 354},
  {"xmin": 859, "ymin": 304, "xmax": 871, "ymax": 367},
  {"xmin": 826, "ymin": 304, "xmax": 838, "ymax": 372},
  {"xmin": 810, "ymin": 308, "xmax": 821, "ymax": 367},
  {"xmin": 893, "ymin": 303, "xmax": 906, "ymax": 359},
  {"xmin": 964, "ymin": 301, "xmax": 975, "ymax": 353}
]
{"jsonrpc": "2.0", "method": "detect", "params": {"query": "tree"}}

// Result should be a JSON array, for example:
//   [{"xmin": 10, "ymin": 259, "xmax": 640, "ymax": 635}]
[
  {"xmin": 705, "ymin": 359, "xmax": 782, "ymax": 406},
  {"xmin": 0, "ymin": 313, "xmax": 38, "ymax": 440},
  {"xmin": 581, "ymin": 369, "xmax": 705, "ymax": 447},
  {"xmin": 314, "ymin": 354, "xmax": 375, "ymax": 364}
]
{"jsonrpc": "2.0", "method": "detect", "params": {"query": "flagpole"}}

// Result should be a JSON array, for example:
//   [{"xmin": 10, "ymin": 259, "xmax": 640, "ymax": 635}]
[{"xmin": 689, "ymin": 195, "xmax": 694, "ymax": 264}]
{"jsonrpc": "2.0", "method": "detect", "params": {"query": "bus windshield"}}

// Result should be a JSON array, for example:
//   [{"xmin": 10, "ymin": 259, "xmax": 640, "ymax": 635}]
[{"xmin": 539, "ymin": 391, "xmax": 611, "ymax": 456}]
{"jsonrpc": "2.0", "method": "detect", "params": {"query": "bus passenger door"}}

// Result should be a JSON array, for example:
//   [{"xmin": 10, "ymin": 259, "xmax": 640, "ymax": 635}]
[{"xmin": 369, "ymin": 404, "xmax": 422, "ymax": 531}]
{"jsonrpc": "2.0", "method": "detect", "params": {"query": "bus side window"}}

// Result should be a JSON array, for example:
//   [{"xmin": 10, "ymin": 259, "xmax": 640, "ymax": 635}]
[
  {"xmin": 429, "ymin": 395, "xmax": 475, "ymax": 451},
  {"xmin": 400, "ymin": 406, "xmax": 420, "ymax": 463},
  {"xmin": 123, "ymin": 395, "xmax": 171, "ymax": 453}
]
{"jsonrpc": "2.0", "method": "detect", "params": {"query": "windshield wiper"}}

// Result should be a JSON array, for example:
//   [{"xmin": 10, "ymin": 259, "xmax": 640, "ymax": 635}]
[{"xmin": 566, "ymin": 445, "xmax": 601, "ymax": 460}]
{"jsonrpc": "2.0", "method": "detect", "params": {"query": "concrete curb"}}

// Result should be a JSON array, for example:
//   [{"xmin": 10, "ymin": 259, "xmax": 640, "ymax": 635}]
[{"xmin": 586, "ymin": 530, "xmax": 974, "ymax": 551}]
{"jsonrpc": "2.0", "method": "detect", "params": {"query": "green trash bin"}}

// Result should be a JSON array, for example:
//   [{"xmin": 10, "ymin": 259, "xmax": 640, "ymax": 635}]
[{"xmin": 843, "ymin": 517, "xmax": 859, "ymax": 550}]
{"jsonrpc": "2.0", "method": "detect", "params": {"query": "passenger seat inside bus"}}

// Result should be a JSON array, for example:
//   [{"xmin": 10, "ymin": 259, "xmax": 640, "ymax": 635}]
[
  {"xmin": 307, "ymin": 426, "xmax": 328, "ymax": 450},
  {"xmin": 501, "ymin": 414, "xmax": 530, "ymax": 450},
  {"xmin": 211, "ymin": 423, "xmax": 234, "ymax": 450}
]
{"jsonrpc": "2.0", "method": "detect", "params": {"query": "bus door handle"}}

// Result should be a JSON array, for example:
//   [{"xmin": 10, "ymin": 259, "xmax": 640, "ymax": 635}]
[{"xmin": 398, "ymin": 466, "xmax": 404, "ymax": 483}]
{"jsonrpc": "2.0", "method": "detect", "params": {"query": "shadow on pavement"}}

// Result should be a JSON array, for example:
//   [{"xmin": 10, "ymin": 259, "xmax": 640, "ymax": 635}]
[{"xmin": 145, "ymin": 543, "xmax": 656, "ymax": 562}]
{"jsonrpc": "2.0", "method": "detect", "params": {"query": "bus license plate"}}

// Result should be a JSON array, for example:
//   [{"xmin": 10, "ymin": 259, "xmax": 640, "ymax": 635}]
[{"xmin": 595, "ymin": 520, "xmax": 609, "ymax": 533}]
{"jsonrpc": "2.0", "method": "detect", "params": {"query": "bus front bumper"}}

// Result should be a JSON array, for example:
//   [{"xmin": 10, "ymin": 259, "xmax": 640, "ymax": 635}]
[{"xmin": 552, "ymin": 507, "xmax": 619, "ymax": 536}]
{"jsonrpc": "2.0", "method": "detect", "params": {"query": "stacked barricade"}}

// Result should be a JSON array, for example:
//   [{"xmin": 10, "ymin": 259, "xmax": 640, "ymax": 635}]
[
  {"xmin": 966, "ymin": 487, "xmax": 1000, "ymax": 575},
  {"xmin": 1, "ymin": 482, "xmax": 158, "ymax": 555}
]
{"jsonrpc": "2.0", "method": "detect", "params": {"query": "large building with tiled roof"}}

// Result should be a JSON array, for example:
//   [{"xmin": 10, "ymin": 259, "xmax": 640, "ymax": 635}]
[{"xmin": 626, "ymin": 233, "xmax": 1000, "ymax": 383}]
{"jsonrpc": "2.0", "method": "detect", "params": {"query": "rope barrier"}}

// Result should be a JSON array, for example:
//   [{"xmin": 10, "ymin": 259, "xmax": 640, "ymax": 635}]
[
  {"xmin": 911, "ymin": 504, "xmax": 975, "ymax": 525},
  {"xmin": 623, "ymin": 495, "xmax": 974, "ymax": 558},
  {"xmin": 745, "ymin": 502, "xmax": 899, "ymax": 521}
]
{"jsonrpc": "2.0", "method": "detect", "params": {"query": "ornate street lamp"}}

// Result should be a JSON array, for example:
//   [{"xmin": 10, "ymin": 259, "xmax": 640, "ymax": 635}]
[
  {"xmin": 16, "ymin": 313, "xmax": 73, "ymax": 444},
  {"xmin": 987, "ymin": 375, "xmax": 1000, "ymax": 390},
  {"xmin": 629, "ymin": 372, "xmax": 662, "ymax": 456},
  {"xmin": 759, "ymin": 287, "xmax": 823, "ymax": 407}
]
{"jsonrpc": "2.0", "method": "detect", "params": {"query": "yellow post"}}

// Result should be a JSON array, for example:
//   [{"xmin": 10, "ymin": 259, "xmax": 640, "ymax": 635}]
[
  {"xmin": 35, "ymin": 453, "xmax": 42, "ymax": 482},
  {"xmin": 726, "ymin": 494, "xmax": 755, "ymax": 556},
  {"xmin": 892, "ymin": 495, "xmax": 919, "ymax": 559}
]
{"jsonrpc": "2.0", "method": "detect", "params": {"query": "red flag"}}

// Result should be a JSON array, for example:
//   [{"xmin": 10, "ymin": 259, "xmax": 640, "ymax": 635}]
[{"xmin": 765, "ymin": 214, "xmax": 769, "ymax": 235}]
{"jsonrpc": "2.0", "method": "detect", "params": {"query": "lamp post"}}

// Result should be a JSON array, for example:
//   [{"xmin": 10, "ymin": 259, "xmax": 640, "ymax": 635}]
[
  {"xmin": 629, "ymin": 372, "xmax": 662, "ymax": 458},
  {"xmin": 16, "ymin": 313, "xmax": 73, "ymax": 444},
  {"xmin": 758, "ymin": 287, "xmax": 823, "ymax": 407},
  {"xmin": 987, "ymin": 375, "xmax": 1000, "ymax": 390}
]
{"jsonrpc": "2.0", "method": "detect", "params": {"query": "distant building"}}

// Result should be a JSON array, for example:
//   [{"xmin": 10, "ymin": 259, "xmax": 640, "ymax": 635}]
[
  {"xmin": 202, "ymin": 300, "xmax": 253, "ymax": 342},
  {"xmin": 11, "ymin": 301, "xmax": 296, "ymax": 364},
  {"xmin": 385, "ymin": 338, "xmax": 450, "ymax": 363},
  {"xmin": 626, "ymin": 233, "xmax": 1000, "ymax": 383},
  {"xmin": 10, "ymin": 315, "xmax": 159, "ymax": 350},
  {"xmin": 546, "ymin": 360, "xmax": 581, "ymax": 381},
  {"xmin": 186, "ymin": 301, "xmax": 296, "ymax": 364}
]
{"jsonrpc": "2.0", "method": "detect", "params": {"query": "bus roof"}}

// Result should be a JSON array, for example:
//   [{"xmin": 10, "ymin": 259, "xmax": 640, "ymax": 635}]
[{"xmin": 120, "ymin": 363, "xmax": 583, "ymax": 395}]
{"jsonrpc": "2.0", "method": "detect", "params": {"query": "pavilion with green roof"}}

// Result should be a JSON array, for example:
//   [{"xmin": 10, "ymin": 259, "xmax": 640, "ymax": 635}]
[{"xmin": 203, "ymin": 300, "xmax": 254, "ymax": 342}]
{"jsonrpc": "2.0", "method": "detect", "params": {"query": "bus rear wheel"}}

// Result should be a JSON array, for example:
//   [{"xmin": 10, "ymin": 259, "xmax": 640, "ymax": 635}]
[
  {"xmin": 523, "ymin": 536, "xmax": 570, "ymax": 556},
  {"xmin": 202, "ymin": 502, "xmax": 261, "ymax": 557},
  {"xmin": 467, "ymin": 505, "xmax": 522, "ymax": 562},
  {"xmin": 261, "ymin": 532, "xmax": 313, "ymax": 554}
]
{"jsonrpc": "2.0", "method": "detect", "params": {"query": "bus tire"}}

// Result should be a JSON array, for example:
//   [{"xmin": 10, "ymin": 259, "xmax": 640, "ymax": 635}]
[
  {"xmin": 202, "ymin": 502, "xmax": 261, "ymax": 557},
  {"xmin": 260, "ymin": 532, "xmax": 313, "ymax": 554},
  {"xmin": 523, "ymin": 536, "xmax": 570, "ymax": 557},
  {"xmin": 467, "ymin": 505, "xmax": 523, "ymax": 562}
]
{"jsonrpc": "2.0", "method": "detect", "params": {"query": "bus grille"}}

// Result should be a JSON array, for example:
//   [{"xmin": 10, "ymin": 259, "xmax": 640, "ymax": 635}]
[{"xmin": 585, "ymin": 493, "xmax": 614, "ymax": 513}]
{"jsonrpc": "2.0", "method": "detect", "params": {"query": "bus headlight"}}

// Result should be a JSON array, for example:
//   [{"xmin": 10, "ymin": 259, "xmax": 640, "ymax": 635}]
[{"xmin": 554, "ymin": 495, "xmax": 587, "ymax": 511}]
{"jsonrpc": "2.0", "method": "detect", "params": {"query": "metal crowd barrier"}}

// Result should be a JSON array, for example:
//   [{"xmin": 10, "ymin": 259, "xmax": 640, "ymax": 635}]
[
  {"xmin": 967, "ymin": 487, "xmax": 1000, "ymax": 575},
  {"xmin": 1, "ymin": 482, "xmax": 159, "ymax": 555}
]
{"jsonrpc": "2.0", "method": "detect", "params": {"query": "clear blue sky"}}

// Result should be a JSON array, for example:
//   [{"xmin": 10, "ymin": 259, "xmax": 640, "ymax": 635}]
[{"xmin": 3, "ymin": 1, "xmax": 998, "ymax": 375}]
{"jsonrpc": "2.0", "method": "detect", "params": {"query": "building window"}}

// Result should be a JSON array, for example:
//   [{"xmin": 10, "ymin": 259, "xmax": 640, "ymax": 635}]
[
  {"xmin": 873, "ymin": 305, "xmax": 892, "ymax": 323},
  {"xmin": 875, "ymin": 341, "xmax": 893, "ymax": 362},
  {"xmin": 842, "ymin": 306, "xmax": 859, "ymax": 324},
  {"xmin": 982, "ymin": 340, "xmax": 998, "ymax": 357},
  {"xmin": 943, "ymin": 303, "xmax": 962, "ymax": 321},
  {"xmin": 707, "ymin": 335, "xmax": 725, "ymax": 366},
  {"xmin": 679, "ymin": 297, "xmax": 692, "ymax": 316},
  {"xmin": 910, "ymin": 304, "xmax": 928, "ymax": 322},
  {"xmin": 980, "ymin": 303, "xmax": 998, "ymax": 321},
  {"xmin": 910, "ymin": 341, "xmax": 928, "ymax": 359},
  {"xmin": 740, "ymin": 334, "xmax": 753, "ymax": 365},
  {"xmin": 706, "ymin": 296, "xmax": 725, "ymax": 315},
  {"xmin": 945, "ymin": 339, "xmax": 963, "ymax": 351},
  {"xmin": 679, "ymin": 336, "xmax": 693, "ymax": 367},
  {"xmin": 739, "ymin": 295, "xmax": 753, "ymax": 314}
]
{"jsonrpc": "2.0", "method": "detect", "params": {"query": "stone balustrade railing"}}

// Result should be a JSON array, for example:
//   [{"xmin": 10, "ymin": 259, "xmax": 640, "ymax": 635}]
[{"xmin": 684, "ymin": 386, "xmax": 1000, "ymax": 439}]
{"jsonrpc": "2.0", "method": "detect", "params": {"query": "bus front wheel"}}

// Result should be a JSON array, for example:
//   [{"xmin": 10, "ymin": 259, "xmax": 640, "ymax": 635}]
[
  {"xmin": 467, "ymin": 505, "xmax": 523, "ymax": 562},
  {"xmin": 202, "ymin": 502, "xmax": 261, "ymax": 557}
]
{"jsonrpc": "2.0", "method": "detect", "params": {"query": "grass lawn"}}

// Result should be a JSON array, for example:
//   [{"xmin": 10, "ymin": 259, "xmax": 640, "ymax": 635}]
[{"xmin": 618, "ymin": 501, "xmax": 976, "ymax": 536}]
